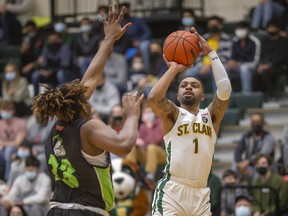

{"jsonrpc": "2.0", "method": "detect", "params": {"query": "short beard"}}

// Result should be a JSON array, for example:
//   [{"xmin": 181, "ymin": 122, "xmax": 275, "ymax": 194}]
[{"xmin": 182, "ymin": 97, "xmax": 195, "ymax": 105}]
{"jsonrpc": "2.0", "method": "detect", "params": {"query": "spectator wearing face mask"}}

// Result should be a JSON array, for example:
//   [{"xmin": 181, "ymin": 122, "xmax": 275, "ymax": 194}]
[
  {"xmin": 0, "ymin": 100, "xmax": 27, "ymax": 181},
  {"xmin": 251, "ymin": 154, "xmax": 288, "ymax": 216},
  {"xmin": 233, "ymin": 113, "xmax": 276, "ymax": 183},
  {"xmin": 119, "ymin": 2, "xmax": 152, "ymax": 71},
  {"xmin": 75, "ymin": 17, "xmax": 102, "ymax": 76},
  {"xmin": 148, "ymin": 40, "xmax": 167, "ymax": 78},
  {"xmin": 92, "ymin": 5, "xmax": 108, "ymax": 38},
  {"xmin": 21, "ymin": 20, "xmax": 45, "ymax": 82},
  {"xmin": 108, "ymin": 105, "xmax": 124, "ymax": 134},
  {"xmin": 108, "ymin": 105, "xmax": 125, "ymax": 160},
  {"xmin": 31, "ymin": 32, "xmax": 77, "ymax": 95},
  {"xmin": 254, "ymin": 19, "xmax": 288, "ymax": 98},
  {"xmin": 128, "ymin": 54, "xmax": 147, "ymax": 90},
  {"xmin": 183, "ymin": 15, "xmax": 232, "ymax": 92},
  {"xmin": 52, "ymin": 16, "xmax": 75, "ymax": 48},
  {"xmin": 179, "ymin": 8, "xmax": 204, "ymax": 35},
  {"xmin": 234, "ymin": 195, "xmax": 253, "ymax": 216},
  {"xmin": 0, "ymin": 156, "xmax": 52, "ymax": 216},
  {"xmin": 7, "ymin": 140, "xmax": 32, "ymax": 188},
  {"xmin": 226, "ymin": 21, "xmax": 261, "ymax": 93},
  {"xmin": 126, "ymin": 103, "xmax": 166, "ymax": 186},
  {"xmin": 2, "ymin": 61, "xmax": 32, "ymax": 117},
  {"xmin": 220, "ymin": 170, "xmax": 251, "ymax": 216}
]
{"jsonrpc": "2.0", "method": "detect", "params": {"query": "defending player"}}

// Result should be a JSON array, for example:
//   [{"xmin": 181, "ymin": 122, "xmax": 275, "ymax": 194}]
[
  {"xmin": 32, "ymin": 4, "xmax": 144, "ymax": 216},
  {"xmin": 148, "ymin": 27, "xmax": 232, "ymax": 215}
]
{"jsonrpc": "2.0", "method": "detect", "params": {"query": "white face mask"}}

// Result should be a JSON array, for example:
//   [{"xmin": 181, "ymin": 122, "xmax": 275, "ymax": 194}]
[
  {"xmin": 25, "ymin": 171, "xmax": 38, "ymax": 181},
  {"xmin": 54, "ymin": 23, "xmax": 66, "ymax": 33},
  {"xmin": 132, "ymin": 62, "xmax": 144, "ymax": 71},
  {"xmin": 181, "ymin": 17, "xmax": 195, "ymax": 27},
  {"xmin": 5, "ymin": 71, "xmax": 16, "ymax": 81},
  {"xmin": 80, "ymin": 24, "xmax": 92, "ymax": 33},
  {"xmin": 235, "ymin": 29, "xmax": 248, "ymax": 39},
  {"xmin": 1, "ymin": 111, "xmax": 13, "ymax": 120},
  {"xmin": 97, "ymin": 14, "xmax": 105, "ymax": 22},
  {"xmin": 142, "ymin": 112, "xmax": 155, "ymax": 123},
  {"xmin": 17, "ymin": 150, "xmax": 30, "ymax": 159},
  {"xmin": 235, "ymin": 206, "xmax": 250, "ymax": 216}
]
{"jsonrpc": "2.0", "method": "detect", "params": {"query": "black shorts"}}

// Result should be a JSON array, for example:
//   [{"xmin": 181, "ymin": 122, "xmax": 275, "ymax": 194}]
[{"xmin": 47, "ymin": 208, "xmax": 105, "ymax": 216}]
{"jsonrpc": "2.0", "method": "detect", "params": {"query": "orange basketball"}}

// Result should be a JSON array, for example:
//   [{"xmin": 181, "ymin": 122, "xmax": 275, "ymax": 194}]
[{"xmin": 163, "ymin": 30, "xmax": 201, "ymax": 66}]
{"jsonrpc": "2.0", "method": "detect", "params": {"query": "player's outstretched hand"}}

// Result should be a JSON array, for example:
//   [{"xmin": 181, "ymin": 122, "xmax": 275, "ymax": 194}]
[
  {"xmin": 163, "ymin": 55, "xmax": 190, "ymax": 73},
  {"xmin": 122, "ymin": 91, "xmax": 144, "ymax": 119},
  {"xmin": 191, "ymin": 27, "xmax": 213, "ymax": 55},
  {"xmin": 102, "ymin": 3, "xmax": 132, "ymax": 41}
]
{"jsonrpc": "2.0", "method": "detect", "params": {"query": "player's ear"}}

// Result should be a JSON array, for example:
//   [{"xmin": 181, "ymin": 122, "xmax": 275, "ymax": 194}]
[
  {"xmin": 176, "ymin": 91, "xmax": 180, "ymax": 102},
  {"xmin": 200, "ymin": 92, "xmax": 205, "ymax": 102}
]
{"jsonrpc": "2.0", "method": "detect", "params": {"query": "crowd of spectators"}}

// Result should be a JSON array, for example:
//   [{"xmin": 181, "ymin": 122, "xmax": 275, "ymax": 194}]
[{"xmin": 0, "ymin": 1, "xmax": 288, "ymax": 215}]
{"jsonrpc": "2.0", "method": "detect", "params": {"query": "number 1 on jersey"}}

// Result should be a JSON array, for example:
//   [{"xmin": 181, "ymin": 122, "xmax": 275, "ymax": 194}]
[{"xmin": 193, "ymin": 138, "xmax": 199, "ymax": 154}]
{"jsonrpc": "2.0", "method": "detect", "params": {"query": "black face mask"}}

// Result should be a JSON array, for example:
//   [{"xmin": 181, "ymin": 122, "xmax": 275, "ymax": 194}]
[
  {"xmin": 267, "ymin": 31, "xmax": 279, "ymax": 37},
  {"xmin": 225, "ymin": 182, "xmax": 236, "ymax": 187},
  {"xmin": 48, "ymin": 43, "xmax": 61, "ymax": 51},
  {"xmin": 208, "ymin": 25, "xmax": 220, "ymax": 33},
  {"xmin": 113, "ymin": 116, "xmax": 123, "ymax": 122},
  {"xmin": 256, "ymin": 167, "xmax": 268, "ymax": 175},
  {"xmin": 150, "ymin": 52, "xmax": 161, "ymax": 59},
  {"xmin": 123, "ymin": 13, "xmax": 130, "ymax": 19},
  {"xmin": 252, "ymin": 124, "xmax": 263, "ymax": 135}
]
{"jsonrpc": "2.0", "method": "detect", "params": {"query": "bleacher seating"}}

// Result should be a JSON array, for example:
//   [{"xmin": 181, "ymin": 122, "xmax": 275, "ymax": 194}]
[
  {"xmin": 0, "ymin": 45, "xmax": 21, "ymax": 73},
  {"xmin": 201, "ymin": 92, "xmax": 264, "ymax": 126},
  {"xmin": 221, "ymin": 108, "xmax": 241, "ymax": 126},
  {"xmin": 232, "ymin": 92, "xmax": 264, "ymax": 110}
]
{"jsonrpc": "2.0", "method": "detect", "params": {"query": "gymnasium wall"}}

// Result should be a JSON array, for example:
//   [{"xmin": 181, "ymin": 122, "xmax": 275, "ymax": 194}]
[{"xmin": 0, "ymin": 0, "xmax": 258, "ymax": 22}]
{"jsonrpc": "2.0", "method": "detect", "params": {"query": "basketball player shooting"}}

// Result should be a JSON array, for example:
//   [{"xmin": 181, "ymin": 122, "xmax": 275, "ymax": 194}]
[{"xmin": 148, "ymin": 27, "xmax": 232, "ymax": 216}]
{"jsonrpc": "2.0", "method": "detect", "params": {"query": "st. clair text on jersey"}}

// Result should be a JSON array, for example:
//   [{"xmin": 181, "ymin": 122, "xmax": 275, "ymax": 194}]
[{"xmin": 177, "ymin": 123, "xmax": 212, "ymax": 138}]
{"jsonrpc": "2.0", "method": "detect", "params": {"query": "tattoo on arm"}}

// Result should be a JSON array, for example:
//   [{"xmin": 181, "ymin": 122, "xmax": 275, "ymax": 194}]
[
  {"xmin": 211, "ymin": 95, "xmax": 230, "ymax": 122},
  {"xmin": 157, "ymin": 98, "xmax": 178, "ymax": 122}
]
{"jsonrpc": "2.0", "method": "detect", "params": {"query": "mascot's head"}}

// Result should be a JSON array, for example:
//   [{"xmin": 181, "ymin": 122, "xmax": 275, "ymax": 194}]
[{"xmin": 111, "ymin": 158, "xmax": 139, "ymax": 200}]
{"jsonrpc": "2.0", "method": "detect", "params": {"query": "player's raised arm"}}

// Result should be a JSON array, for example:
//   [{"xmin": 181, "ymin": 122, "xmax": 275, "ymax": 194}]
[
  {"xmin": 148, "ymin": 58, "xmax": 189, "ymax": 134},
  {"xmin": 84, "ymin": 91, "xmax": 144, "ymax": 156},
  {"xmin": 191, "ymin": 27, "xmax": 232, "ymax": 134},
  {"xmin": 80, "ymin": 4, "xmax": 132, "ymax": 99}
]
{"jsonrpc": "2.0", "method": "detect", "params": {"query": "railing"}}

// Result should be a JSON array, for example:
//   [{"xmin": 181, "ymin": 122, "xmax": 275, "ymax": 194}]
[{"xmin": 50, "ymin": 0, "xmax": 205, "ymax": 23}]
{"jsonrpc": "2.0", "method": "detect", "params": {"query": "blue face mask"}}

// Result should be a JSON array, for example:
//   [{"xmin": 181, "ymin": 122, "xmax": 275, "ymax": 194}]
[
  {"xmin": 25, "ymin": 171, "xmax": 38, "ymax": 181},
  {"xmin": 181, "ymin": 17, "xmax": 195, "ymax": 27},
  {"xmin": 80, "ymin": 24, "xmax": 92, "ymax": 33},
  {"xmin": 5, "ymin": 72, "xmax": 16, "ymax": 81},
  {"xmin": 17, "ymin": 150, "xmax": 30, "ymax": 159},
  {"xmin": 1, "ymin": 111, "xmax": 13, "ymax": 120},
  {"xmin": 235, "ymin": 206, "xmax": 250, "ymax": 216},
  {"xmin": 54, "ymin": 23, "xmax": 66, "ymax": 33}
]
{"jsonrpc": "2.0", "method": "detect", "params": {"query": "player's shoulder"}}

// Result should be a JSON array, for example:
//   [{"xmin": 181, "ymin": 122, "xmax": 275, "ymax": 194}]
[{"xmin": 81, "ymin": 118, "xmax": 105, "ymax": 131}]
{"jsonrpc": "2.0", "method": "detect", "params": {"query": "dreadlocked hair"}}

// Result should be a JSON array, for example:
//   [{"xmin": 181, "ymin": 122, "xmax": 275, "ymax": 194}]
[{"xmin": 32, "ymin": 79, "xmax": 89, "ymax": 126}]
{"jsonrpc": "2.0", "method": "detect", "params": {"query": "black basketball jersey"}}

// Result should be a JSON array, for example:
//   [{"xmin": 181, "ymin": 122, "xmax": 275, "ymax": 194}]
[{"xmin": 45, "ymin": 119, "xmax": 114, "ymax": 211}]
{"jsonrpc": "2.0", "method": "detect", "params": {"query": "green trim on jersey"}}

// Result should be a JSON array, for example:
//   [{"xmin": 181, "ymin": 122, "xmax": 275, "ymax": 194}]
[
  {"xmin": 152, "ymin": 141, "xmax": 172, "ymax": 215},
  {"xmin": 164, "ymin": 141, "xmax": 172, "ymax": 175},
  {"xmin": 94, "ymin": 166, "xmax": 114, "ymax": 211}
]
